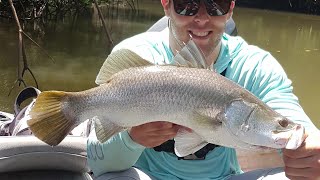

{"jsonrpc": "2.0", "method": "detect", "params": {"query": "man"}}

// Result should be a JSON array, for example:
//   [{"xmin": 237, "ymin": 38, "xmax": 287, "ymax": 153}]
[{"xmin": 87, "ymin": 0, "xmax": 320, "ymax": 179}]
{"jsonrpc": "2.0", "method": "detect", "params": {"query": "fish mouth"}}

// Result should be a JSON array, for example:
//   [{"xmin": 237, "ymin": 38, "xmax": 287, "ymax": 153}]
[{"xmin": 273, "ymin": 124, "xmax": 305, "ymax": 149}]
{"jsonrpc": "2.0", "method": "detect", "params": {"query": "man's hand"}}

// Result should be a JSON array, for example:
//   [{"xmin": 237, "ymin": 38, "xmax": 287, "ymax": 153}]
[
  {"xmin": 128, "ymin": 121, "xmax": 185, "ymax": 148},
  {"xmin": 283, "ymin": 130, "xmax": 320, "ymax": 180}
]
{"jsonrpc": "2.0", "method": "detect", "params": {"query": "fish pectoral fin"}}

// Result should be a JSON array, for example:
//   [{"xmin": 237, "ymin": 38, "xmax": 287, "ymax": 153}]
[
  {"xmin": 94, "ymin": 117, "xmax": 125, "ymax": 143},
  {"xmin": 95, "ymin": 49, "xmax": 153, "ymax": 85},
  {"xmin": 193, "ymin": 110, "xmax": 223, "ymax": 127},
  {"xmin": 174, "ymin": 129, "xmax": 208, "ymax": 157},
  {"xmin": 172, "ymin": 39, "xmax": 208, "ymax": 69}
]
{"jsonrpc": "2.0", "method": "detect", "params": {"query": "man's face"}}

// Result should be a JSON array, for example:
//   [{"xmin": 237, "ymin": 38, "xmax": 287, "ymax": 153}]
[{"xmin": 163, "ymin": 0, "xmax": 234, "ymax": 58}]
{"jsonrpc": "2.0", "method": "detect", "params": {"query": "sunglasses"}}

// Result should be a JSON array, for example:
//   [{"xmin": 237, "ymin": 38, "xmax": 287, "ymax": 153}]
[{"xmin": 173, "ymin": 0, "xmax": 233, "ymax": 16}]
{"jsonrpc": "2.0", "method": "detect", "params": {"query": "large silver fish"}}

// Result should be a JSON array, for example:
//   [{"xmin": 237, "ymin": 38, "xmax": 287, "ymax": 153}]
[{"xmin": 27, "ymin": 40, "xmax": 304, "ymax": 157}]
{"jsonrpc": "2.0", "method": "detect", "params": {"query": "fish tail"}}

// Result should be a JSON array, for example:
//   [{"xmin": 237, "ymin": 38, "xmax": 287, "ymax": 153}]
[{"xmin": 27, "ymin": 91, "xmax": 74, "ymax": 146}]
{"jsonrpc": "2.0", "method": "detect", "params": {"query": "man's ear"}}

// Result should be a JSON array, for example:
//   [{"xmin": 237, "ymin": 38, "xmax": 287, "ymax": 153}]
[
  {"xmin": 226, "ymin": 1, "xmax": 235, "ymax": 20},
  {"xmin": 161, "ymin": 0, "xmax": 170, "ymax": 16}
]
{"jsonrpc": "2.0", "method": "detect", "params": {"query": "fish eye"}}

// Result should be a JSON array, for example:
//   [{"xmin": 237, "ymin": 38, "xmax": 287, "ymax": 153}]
[{"xmin": 278, "ymin": 118, "xmax": 289, "ymax": 128}]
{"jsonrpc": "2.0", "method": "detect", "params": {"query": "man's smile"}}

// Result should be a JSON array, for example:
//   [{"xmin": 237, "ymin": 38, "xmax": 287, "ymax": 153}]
[{"xmin": 189, "ymin": 30, "xmax": 212, "ymax": 39}]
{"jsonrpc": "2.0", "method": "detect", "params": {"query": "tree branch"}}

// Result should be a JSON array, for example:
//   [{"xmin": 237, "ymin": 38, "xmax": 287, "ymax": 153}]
[
  {"xmin": 93, "ymin": 0, "xmax": 114, "ymax": 47},
  {"xmin": 8, "ymin": 0, "xmax": 38, "ymax": 96}
]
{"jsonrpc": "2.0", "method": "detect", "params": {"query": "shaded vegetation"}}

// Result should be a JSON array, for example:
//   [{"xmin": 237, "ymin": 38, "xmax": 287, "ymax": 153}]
[
  {"xmin": 0, "ymin": 0, "xmax": 139, "ymax": 21},
  {"xmin": 0, "ymin": 0, "xmax": 140, "ymax": 94}
]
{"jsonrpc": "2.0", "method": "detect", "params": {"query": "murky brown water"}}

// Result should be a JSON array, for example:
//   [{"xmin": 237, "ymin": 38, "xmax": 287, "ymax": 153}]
[
  {"xmin": 0, "ymin": 3, "xmax": 319, "ymax": 128},
  {"xmin": 233, "ymin": 8, "xmax": 320, "ymax": 128}
]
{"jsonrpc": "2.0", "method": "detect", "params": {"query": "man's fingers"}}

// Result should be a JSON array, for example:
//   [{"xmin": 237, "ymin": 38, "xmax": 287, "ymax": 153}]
[
  {"xmin": 283, "ymin": 132, "xmax": 312, "ymax": 158},
  {"xmin": 129, "ymin": 121, "xmax": 194, "ymax": 148},
  {"xmin": 283, "ymin": 131, "xmax": 320, "ymax": 180},
  {"xmin": 283, "ymin": 142, "xmax": 319, "ymax": 159},
  {"xmin": 283, "ymin": 144, "xmax": 309, "ymax": 159},
  {"xmin": 285, "ymin": 166, "xmax": 311, "ymax": 177},
  {"xmin": 142, "ymin": 134, "xmax": 176, "ymax": 148},
  {"xmin": 178, "ymin": 125, "xmax": 193, "ymax": 132},
  {"xmin": 152, "ymin": 128, "xmax": 179, "ymax": 137},
  {"xmin": 283, "ymin": 155, "xmax": 315, "ymax": 168},
  {"xmin": 285, "ymin": 175, "xmax": 307, "ymax": 180},
  {"xmin": 285, "ymin": 166, "xmax": 320, "ymax": 179}
]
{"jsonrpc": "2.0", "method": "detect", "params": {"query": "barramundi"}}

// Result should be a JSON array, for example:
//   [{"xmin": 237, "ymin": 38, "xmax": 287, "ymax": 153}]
[{"xmin": 27, "ymin": 40, "xmax": 304, "ymax": 157}]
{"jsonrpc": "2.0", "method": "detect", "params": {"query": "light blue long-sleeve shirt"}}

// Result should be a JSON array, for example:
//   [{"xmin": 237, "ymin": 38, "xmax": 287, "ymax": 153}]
[{"xmin": 87, "ymin": 28, "xmax": 318, "ymax": 179}]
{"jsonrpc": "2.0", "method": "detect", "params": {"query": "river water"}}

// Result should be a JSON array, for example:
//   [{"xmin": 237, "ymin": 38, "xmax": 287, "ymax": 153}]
[{"xmin": 0, "ymin": 2, "xmax": 319, "ymax": 128}]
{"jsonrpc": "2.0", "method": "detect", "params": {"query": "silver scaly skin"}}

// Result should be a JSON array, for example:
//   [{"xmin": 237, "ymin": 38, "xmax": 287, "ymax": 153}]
[{"xmin": 27, "ymin": 40, "xmax": 304, "ymax": 156}]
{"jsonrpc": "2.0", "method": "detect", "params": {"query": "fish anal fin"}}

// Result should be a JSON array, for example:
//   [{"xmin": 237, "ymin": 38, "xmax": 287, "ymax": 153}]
[
  {"xmin": 174, "ymin": 129, "xmax": 208, "ymax": 157},
  {"xmin": 173, "ymin": 110, "xmax": 221, "ymax": 156},
  {"xmin": 94, "ymin": 117, "xmax": 125, "ymax": 143},
  {"xmin": 95, "ymin": 49, "xmax": 153, "ymax": 85}
]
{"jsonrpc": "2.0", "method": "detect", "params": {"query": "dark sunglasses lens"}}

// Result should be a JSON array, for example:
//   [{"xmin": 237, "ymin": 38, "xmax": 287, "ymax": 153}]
[
  {"xmin": 205, "ymin": 0, "xmax": 231, "ymax": 16},
  {"xmin": 173, "ymin": 0, "xmax": 231, "ymax": 16},
  {"xmin": 173, "ymin": 0, "xmax": 200, "ymax": 16}
]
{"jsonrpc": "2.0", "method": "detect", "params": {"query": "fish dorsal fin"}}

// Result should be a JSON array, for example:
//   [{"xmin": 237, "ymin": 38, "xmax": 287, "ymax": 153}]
[
  {"xmin": 173, "ymin": 39, "xmax": 208, "ymax": 69},
  {"xmin": 95, "ymin": 49, "xmax": 152, "ymax": 85}
]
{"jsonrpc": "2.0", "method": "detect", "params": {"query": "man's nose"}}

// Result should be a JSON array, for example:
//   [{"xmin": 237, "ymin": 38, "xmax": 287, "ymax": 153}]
[{"xmin": 194, "ymin": 2, "xmax": 209, "ymax": 23}]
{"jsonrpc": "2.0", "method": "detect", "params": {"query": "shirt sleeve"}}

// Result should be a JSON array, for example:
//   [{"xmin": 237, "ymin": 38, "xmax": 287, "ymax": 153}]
[
  {"xmin": 86, "ymin": 33, "xmax": 166, "ymax": 177},
  {"xmin": 87, "ymin": 130, "xmax": 145, "ymax": 177}
]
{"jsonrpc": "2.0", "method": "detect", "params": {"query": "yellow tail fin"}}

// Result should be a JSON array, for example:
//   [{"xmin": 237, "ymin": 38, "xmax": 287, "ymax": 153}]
[{"xmin": 27, "ymin": 91, "xmax": 74, "ymax": 146}]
